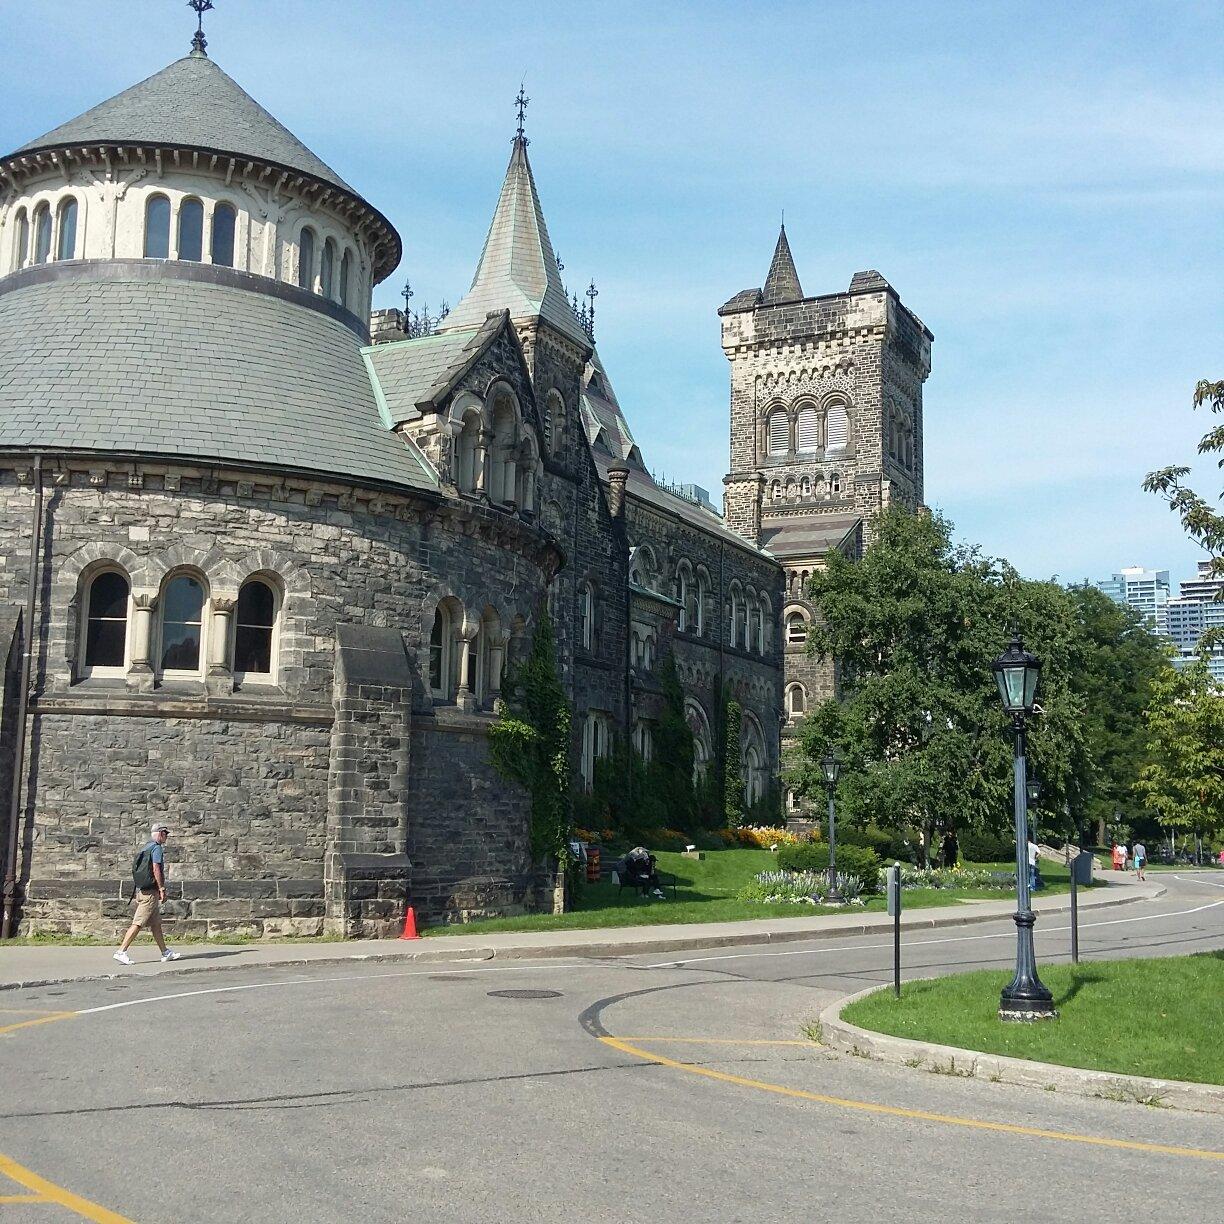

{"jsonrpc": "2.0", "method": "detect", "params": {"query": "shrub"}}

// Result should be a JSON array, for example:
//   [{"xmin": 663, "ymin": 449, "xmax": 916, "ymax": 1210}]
[
  {"xmin": 737, "ymin": 869, "xmax": 865, "ymax": 905},
  {"xmin": 959, "ymin": 830, "xmax": 1014, "ymax": 863},
  {"xmin": 898, "ymin": 865, "xmax": 1013, "ymax": 891},
  {"xmin": 776, "ymin": 842, "xmax": 881, "ymax": 890}
]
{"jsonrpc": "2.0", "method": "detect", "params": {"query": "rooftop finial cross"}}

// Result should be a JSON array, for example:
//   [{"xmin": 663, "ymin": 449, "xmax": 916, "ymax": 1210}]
[
  {"xmin": 515, "ymin": 83, "xmax": 529, "ymax": 143},
  {"xmin": 189, "ymin": 0, "xmax": 214, "ymax": 57}
]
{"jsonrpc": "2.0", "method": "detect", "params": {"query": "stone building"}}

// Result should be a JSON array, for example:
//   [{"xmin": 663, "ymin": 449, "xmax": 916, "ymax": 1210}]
[
  {"xmin": 720, "ymin": 227, "xmax": 933, "ymax": 731},
  {"xmin": 0, "ymin": 34, "xmax": 926, "ymax": 937}
]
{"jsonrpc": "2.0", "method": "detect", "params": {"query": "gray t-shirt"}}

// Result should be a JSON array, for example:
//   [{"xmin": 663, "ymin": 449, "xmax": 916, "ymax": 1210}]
[{"xmin": 1133, "ymin": 843, "xmax": 1146, "ymax": 862}]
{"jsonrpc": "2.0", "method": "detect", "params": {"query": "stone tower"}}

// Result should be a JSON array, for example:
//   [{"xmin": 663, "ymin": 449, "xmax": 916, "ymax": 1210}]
[{"xmin": 719, "ymin": 227, "xmax": 933, "ymax": 713}]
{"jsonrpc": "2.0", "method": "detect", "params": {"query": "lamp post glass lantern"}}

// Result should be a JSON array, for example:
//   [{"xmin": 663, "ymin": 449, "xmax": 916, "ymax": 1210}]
[
  {"xmin": 992, "ymin": 634, "xmax": 1056, "ymax": 1021},
  {"xmin": 821, "ymin": 749, "xmax": 843, "ymax": 904}
]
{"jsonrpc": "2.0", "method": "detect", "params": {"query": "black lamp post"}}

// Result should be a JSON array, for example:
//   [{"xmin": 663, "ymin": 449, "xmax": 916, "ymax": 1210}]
[
  {"xmin": 821, "ymin": 749, "xmax": 843, "ymax": 904},
  {"xmin": 993, "ymin": 634, "xmax": 1056, "ymax": 1022}
]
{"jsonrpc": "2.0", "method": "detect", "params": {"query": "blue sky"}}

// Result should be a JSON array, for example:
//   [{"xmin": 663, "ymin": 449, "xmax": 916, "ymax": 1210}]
[{"xmin": 2, "ymin": 1, "xmax": 1220, "ymax": 588}]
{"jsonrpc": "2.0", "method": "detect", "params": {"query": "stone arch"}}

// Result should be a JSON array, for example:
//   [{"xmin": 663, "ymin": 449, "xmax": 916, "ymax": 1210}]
[{"xmin": 685, "ymin": 696, "xmax": 714, "ymax": 782}]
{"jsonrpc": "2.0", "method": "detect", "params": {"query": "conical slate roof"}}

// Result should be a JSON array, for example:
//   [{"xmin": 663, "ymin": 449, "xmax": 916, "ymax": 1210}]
[
  {"xmin": 762, "ymin": 224, "xmax": 803, "ymax": 304},
  {"xmin": 441, "ymin": 136, "xmax": 589, "ymax": 346},
  {"xmin": 15, "ymin": 53, "xmax": 352, "ymax": 193}
]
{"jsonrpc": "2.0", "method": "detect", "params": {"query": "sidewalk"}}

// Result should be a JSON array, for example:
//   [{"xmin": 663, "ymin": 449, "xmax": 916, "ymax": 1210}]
[{"xmin": 0, "ymin": 876, "xmax": 1161, "ymax": 991}]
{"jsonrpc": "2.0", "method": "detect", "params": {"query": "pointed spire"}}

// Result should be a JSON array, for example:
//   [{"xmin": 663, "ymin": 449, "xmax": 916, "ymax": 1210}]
[
  {"xmin": 189, "ymin": 0, "xmax": 214, "ymax": 58},
  {"xmin": 762, "ymin": 222, "xmax": 803, "ymax": 305},
  {"xmin": 439, "ymin": 127, "xmax": 589, "ymax": 346}
]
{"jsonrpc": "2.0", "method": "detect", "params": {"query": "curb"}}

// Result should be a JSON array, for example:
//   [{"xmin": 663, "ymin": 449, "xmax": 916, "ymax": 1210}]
[
  {"xmin": 0, "ymin": 882, "xmax": 1162, "ymax": 994},
  {"xmin": 818, "ymin": 980, "xmax": 1224, "ymax": 1116}
]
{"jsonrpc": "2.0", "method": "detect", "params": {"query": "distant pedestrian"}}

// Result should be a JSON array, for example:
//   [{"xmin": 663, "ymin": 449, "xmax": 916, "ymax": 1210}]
[
  {"xmin": 113, "ymin": 824, "xmax": 180, "ymax": 965},
  {"xmin": 1133, "ymin": 841, "xmax": 1146, "ymax": 881},
  {"xmin": 1027, "ymin": 838, "xmax": 1040, "ymax": 891},
  {"xmin": 1119, "ymin": 842, "xmax": 1129, "ymax": 872},
  {"xmin": 916, "ymin": 830, "xmax": 928, "ymax": 870}
]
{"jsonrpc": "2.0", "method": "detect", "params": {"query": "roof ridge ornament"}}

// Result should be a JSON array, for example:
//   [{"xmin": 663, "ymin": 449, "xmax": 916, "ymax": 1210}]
[
  {"xmin": 514, "ymin": 83, "xmax": 529, "ymax": 145},
  {"xmin": 189, "ymin": 0, "xmax": 214, "ymax": 58}
]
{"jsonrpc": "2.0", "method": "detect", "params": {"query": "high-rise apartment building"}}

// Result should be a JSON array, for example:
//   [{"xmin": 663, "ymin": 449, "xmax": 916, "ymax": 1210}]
[
  {"xmin": 1096, "ymin": 566, "xmax": 1171, "ymax": 635},
  {"xmin": 1166, "ymin": 561, "xmax": 1224, "ymax": 683}
]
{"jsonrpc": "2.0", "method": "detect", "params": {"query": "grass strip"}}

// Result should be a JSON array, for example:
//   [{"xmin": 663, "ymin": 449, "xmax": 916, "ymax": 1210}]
[{"xmin": 842, "ymin": 954, "xmax": 1224, "ymax": 1086}]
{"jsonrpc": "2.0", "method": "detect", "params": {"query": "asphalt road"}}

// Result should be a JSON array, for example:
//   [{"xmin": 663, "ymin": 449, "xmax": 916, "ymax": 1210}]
[{"xmin": 2, "ymin": 873, "xmax": 1222, "ymax": 1223}]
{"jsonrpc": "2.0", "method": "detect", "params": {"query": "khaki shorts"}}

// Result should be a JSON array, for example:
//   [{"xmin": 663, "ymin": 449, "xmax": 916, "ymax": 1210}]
[{"xmin": 132, "ymin": 889, "xmax": 161, "ymax": 927}]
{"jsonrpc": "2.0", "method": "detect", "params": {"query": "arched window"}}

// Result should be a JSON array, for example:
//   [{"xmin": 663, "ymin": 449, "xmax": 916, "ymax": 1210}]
[
  {"xmin": 297, "ymin": 227, "xmax": 316, "ymax": 290},
  {"xmin": 144, "ymin": 195, "xmax": 171, "ymax": 259},
  {"xmin": 746, "ymin": 598, "xmax": 759, "ymax": 656},
  {"xmin": 696, "ymin": 568, "xmax": 710, "ymax": 636},
  {"xmin": 629, "ymin": 545, "xmax": 655, "ymax": 592},
  {"xmin": 800, "ymin": 476, "xmax": 811, "ymax": 498},
  {"xmin": 685, "ymin": 698, "xmax": 713, "ymax": 783},
  {"xmin": 13, "ymin": 208, "xmax": 29, "ymax": 268},
  {"xmin": 546, "ymin": 390, "xmax": 566, "ymax": 456},
  {"xmin": 581, "ymin": 710, "xmax": 613, "ymax": 789},
  {"xmin": 33, "ymin": 203, "xmax": 52, "ymax": 263},
  {"xmin": 83, "ymin": 570, "xmax": 129, "ymax": 671},
  {"xmin": 742, "ymin": 715, "xmax": 766, "ymax": 805},
  {"xmin": 456, "ymin": 411, "xmax": 481, "ymax": 493},
  {"xmin": 321, "ymin": 237, "xmax": 336, "ymax": 299},
  {"xmin": 786, "ymin": 683, "xmax": 807, "ymax": 719},
  {"xmin": 159, "ymin": 573, "xmax": 206, "ymax": 674},
  {"xmin": 784, "ymin": 479, "xmax": 795, "ymax": 502},
  {"xmin": 826, "ymin": 402, "xmax": 850, "ymax": 450},
  {"xmin": 766, "ymin": 409, "xmax": 789, "ymax": 456},
  {"xmin": 515, "ymin": 434, "xmax": 538, "ymax": 513},
  {"xmin": 632, "ymin": 720, "xmax": 653, "ymax": 764},
  {"xmin": 757, "ymin": 595, "xmax": 770, "ymax": 653},
  {"xmin": 796, "ymin": 405, "xmax": 819, "ymax": 452},
  {"xmin": 488, "ymin": 389, "xmax": 517, "ymax": 504},
  {"xmin": 786, "ymin": 610, "xmax": 807, "ymax": 645},
  {"xmin": 55, "ymin": 197, "xmax": 78, "ymax": 261},
  {"xmin": 429, "ymin": 600, "xmax": 461, "ymax": 700},
  {"xmin": 233, "ymin": 579, "xmax": 277, "ymax": 678},
  {"xmin": 728, "ymin": 585, "xmax": 740, "ymax": 646},
  {"xmin": 178, "ymin": 198, "xmax": 204, "ymax": 261},
  {"xmin": 211, "ymin": 203, "xmax": 236, "ymax": 267},
  {"xmin": 339, "ymin": 249, "xmax": 353, "ymax": 309},
  {"xmin": 831, "ymin": 472, "xmax": 842, "ymax": 495},
  {"xmin": 477, "ymin": 606, "xmax": 502, "ymax": 704},
  {"xmin": 771, "ymin": 480, "xmax": 782, "ymax": 502},
  {"xmin": 579, "ymin": 581, "xmax": 595, "ymax": 651}
]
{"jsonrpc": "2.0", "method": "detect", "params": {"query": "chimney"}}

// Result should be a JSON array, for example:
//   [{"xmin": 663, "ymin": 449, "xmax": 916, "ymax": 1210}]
[
  {"xmin": 369, "ymin": 308, "xmax": 406, "ymax": 345},
  {"xmin": 606, "ymin": 462, "xmax": 629, "ymax": 518}
]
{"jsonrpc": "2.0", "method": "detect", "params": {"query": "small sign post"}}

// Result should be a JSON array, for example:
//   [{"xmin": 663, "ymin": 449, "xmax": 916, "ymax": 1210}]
[{"xmin": 886, "ymin": 863, "xmax": 902, "ymax": 997}]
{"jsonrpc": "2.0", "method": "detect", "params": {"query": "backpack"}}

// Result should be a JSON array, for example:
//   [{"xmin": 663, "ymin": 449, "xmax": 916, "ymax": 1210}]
[{"xmin": 132, "ymin": 846, "xmax": 157, "ymax": 891}]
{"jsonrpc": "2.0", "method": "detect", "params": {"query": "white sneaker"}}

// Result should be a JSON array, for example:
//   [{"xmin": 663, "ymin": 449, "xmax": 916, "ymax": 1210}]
[
  {"xmin": 161, "ymin": 948, "xmax": 181, "ymax": 962},
  {"xmin": 113, "ymin": 950, "xmax": 134, "ymax": 966}
]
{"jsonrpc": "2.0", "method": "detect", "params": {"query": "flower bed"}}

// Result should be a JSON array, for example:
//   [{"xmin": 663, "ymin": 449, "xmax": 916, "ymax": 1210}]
[
  {"xmin": 718, "ymin": 825, "xmax": 803, "ymax": 849},
  {"xmin": 738, "ymin": 869, "xmax": 864, "ymax": 905},
  {"xmin": 895, "ymin": 865, "xmax": 1013, "ymax": 890}
]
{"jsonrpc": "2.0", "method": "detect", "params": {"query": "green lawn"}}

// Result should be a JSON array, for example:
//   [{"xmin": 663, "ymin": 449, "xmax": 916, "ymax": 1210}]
[
  {"xmin": 842, "ymin": 954, "xmax": 1224, "ymax": 1086},
  {"xmin": 422, "ymin": 850, "xmax": 1076, "ymax": 937}
]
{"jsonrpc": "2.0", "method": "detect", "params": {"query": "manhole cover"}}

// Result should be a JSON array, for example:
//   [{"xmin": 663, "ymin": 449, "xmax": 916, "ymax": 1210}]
[{"xmin": 486, "ymin": 989, "xmax": 563, "ymax": 1000}]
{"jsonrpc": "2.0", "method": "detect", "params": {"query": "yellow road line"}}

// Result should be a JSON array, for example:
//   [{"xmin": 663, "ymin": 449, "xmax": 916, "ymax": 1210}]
[
  {"xmin": 0, "ymin": 1010, "xmax": 77, "ymax": 1037},
  {"xmin": 615, "ymin": 1037, "xmax": 812, "ymax": 1047},
  {"xmin": 0, "ymin": 1153, "xmax": 134, "ymax": 1223},
  {"xmin": 600, "ymin": 1035, "xmax": 1224, "ymax": 1164},
  {"xmin": 0, "ymin": 1193, "xmax": 51, "ymax": 1203}
]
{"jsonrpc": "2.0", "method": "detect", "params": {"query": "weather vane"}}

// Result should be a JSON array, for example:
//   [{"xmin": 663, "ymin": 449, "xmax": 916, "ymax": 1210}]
[
  {"xmin": 189, "ymin": 0, "xmax": 214, "ymax": 57},
  {"xmin": 515, "ymin": 83, "xmax": 529, "ymax": 143}
]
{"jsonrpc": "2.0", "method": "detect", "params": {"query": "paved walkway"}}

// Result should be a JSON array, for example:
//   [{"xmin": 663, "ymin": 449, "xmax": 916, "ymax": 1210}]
[{"xmin": 0, "ymin": 875, "xmax": 1159, "ymax": 990}]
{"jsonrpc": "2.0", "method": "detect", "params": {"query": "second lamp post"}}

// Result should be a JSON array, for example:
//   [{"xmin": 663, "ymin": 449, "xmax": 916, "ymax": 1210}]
[
  {"xmin": 992, "ymin": 634, "xmax": 1056, "ymax": 1022},
  {"xmin": 821, "ymin": 748, "xmax": 843, "ymax": 904}
]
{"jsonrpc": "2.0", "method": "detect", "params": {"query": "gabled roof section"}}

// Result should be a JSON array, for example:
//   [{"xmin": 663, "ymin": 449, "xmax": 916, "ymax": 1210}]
[
  {"xmin": 758, "ymin": 515, "xmax": 862, "ymax": 561},
  {"xmin": 14, "ymin": 54, "xmax": 353, "ymax": 192},
  {"xmin": 441, "ymin": 136, "xmax": 589, "ymax": 346},
  {"xmin": 363, "ymin": 311, "xmax": 523, "ymax": 427},
  {"xmin": 762, "ymin": 224, "xmax": 803, "ymax": 305}
]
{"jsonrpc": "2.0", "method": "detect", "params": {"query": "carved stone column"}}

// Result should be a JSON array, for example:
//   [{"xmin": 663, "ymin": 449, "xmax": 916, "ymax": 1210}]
[
  {"xmin": 488, "ymin": 630, "xmax": 510, "ymax": 702},
  {"xmin": 475, "ymin": 429, "xmax": 493, "ymax": 498},
  {"xmin": 207, "ymin": 595, "xmax": 236, "ymax": 695},
  {"xmin": 455, "ymin": 615, "xmax": 479, "ymax": 713},
  {"xmin": 127, "ymin": 589, "xmax": 158, "ymax": 693}
]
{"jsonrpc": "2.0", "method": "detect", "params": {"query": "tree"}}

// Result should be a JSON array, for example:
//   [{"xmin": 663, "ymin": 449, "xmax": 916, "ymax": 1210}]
[
  {"xmin": 647, "ymin": 650, "xmax": 696, "ymax": 828},
  {"xmin": 1143, "ymin": 379, "xmax": 1224, "ymax": 626},
  {"xmin": 790, "ymin": 507, "xmax": 1091, "ymax": 846},
  {"xmin": 488, "ymin": 609, "xmax": 573, "ymax": 865},
  {"xmin": 1064, "ymin": 584, "xmax": 1166, "ymax": 840},
  {"xmin": 722, "ymin": 698, "xmax": 743, "ymax": 826},
  {"xmin": 1135, "ymin": 656, "xmax": 1224, "ymax": 854}
]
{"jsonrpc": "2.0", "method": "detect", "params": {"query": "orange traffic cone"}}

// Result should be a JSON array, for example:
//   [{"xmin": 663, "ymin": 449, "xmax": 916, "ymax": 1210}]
[{"xmin": 399, "ymin": 905, "xmax": 420, "ymax": 940}]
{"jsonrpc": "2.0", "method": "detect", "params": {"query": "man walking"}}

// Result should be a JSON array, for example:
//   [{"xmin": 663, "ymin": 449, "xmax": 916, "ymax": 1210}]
[
  {"xmin": 113, "ymin": 824, "xmax": 180, "ymax": 965},
  {"xmin": 1133, "ymin": 840, "xmax": 1147, "ymax": 881}
]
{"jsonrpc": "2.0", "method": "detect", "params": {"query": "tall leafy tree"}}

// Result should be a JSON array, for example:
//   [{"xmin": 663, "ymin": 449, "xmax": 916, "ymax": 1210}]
[
  {"xmin": 1143, "ymin": 379, "xmax": 1224, "ymax": 618},
  {"xmin": 790, "ymin": 508, "xmax": 1090, "ymax": 843},
  {"xmin": 1136, "ymin": 656, "xmax": 1224, "ymax": 850},
  {"xmin": 488, "ymin": 609, "xmax": 573, "ymax": 864},
  {"xmin": 1064, "ymin": 584, "xmax": 1165, "ymax": 839}
]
